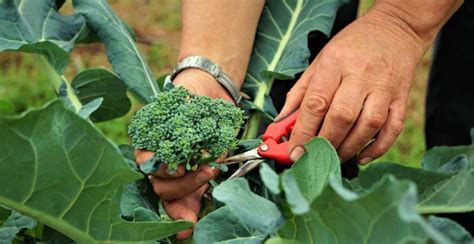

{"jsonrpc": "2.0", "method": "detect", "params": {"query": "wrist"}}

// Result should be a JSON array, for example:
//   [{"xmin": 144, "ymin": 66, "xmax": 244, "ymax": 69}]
[
  {"xmin": 172, "ymin": 69, "xmax": 235, "ymax": 104},
  {"xmin": 370, "ymin": 1, "xmax": 462, "ymax": 47},
  {"xmin": 361, "ymin": 7, "xmax": 428, "ymax": 58}
]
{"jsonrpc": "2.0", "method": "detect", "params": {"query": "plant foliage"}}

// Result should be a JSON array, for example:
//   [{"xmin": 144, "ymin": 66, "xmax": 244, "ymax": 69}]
[{"xmin": 0, "ymin": 0, "xmax": 473, "ymax": 243}]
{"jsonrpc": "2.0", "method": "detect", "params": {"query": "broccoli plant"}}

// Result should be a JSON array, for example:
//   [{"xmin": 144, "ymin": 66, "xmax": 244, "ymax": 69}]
[
  {"xmin": 128, "ymin": 87, "xmax": 244, "ymax": 172},
  {"xmin": 0, "ymin": 0, "xmax": 473, "ymax": 243}
]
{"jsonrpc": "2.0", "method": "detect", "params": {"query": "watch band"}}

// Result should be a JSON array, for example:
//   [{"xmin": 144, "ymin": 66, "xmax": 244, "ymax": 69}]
[{"xmin": 169, "ymin": 56, "xmax": 242, "ymax": 104}]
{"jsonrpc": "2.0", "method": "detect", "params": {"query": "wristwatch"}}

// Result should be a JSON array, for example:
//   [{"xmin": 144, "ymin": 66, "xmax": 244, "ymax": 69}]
[{"xmin": 169, "ymin": 56, "xmax": 242, "ymax": 104}]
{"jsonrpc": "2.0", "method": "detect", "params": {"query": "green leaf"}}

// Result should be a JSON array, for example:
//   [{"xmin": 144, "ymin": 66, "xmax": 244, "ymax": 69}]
[
  {"xmin": 289, "ymin": 138, "xmax": 340, "ymax": 202},
  {"xmin": 0, "ymin": 211, "xmax": 37, "ymax": 243},
  {"xmin": 120, "ymin": 181, "xmax": 160, "ymax": 222},
  {"xmin": 0, "ymin": 0, "xmax": 86, "ymax": 73},
  {"xmin": 281, "ymin": 171, "xmax": 310, "ymax": 215},
  {"xmin": 428, "ymin": 216, "xmax": 473, "ymax": 243},
  {"xmin": 72, "ymin": 68, "xmax": 131, "ymax": 122},
  {"xmin": 0, "ymin": 100, "xmax": 192, "ymax": 242},
  {"xmin": 417, "ymin": 145, "xmax": 474, "ymax": 213},
  {"xmin": 213, "ymin": 178, "xmax": 284, "ymax": 234},
  {"xmin": 259, "ymin": 164, "xmax": 281, "ymax": 195},
  {"xmin": 78, "ymin": 97, "xmax": 103, "ymax": 119},
  {"xmin": 194, "ymin": 206, "xmax": 264, "ymax": 244},
  {"xmin": 237, "ymin": 139, "xmax": 263, "ymax": 152},
  {"xmin": 73, "ymin": 0, "xmax": 160, "ymax": 103},
  {"xmin": 358, "ymin": 154, "xmax": 474, "ymax": 214},
  {"xmin": 243, "ymin": 0, "xmax": 346, "ymax": 110},
  {"xmin": 240, "ymin": 98, "xmax": 277, "ymax": 122},
  {"xmin": 358, "ymin": 161, "xmax": 455, "ymax": 193},
  {"xmin": 265, "ymin": 238, "xmax": 304, "ymax": 244},
  {"xmin": 278, "ymin": 176, "xmax": 450, "ymax": 243}
]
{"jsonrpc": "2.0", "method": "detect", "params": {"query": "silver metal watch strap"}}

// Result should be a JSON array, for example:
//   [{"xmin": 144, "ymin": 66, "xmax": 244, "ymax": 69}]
[{"xmin": 169, "ymin": 56, "xmax": 242, "ymax": 104}]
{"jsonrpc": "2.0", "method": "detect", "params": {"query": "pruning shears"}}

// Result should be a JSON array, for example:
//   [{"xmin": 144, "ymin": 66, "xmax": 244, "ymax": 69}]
[{"xmin": 222, "ymin": 109, "xmax": 300, "ymax": 179}]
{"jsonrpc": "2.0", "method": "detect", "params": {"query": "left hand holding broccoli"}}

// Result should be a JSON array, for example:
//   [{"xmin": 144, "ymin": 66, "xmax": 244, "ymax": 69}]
[{"xmin": 131, "ymin": 69, "xmax": 243, "ymax": 240}]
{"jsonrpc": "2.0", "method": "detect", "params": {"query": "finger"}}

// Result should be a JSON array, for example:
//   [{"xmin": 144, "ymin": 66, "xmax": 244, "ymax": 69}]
[
  {"xmin": 187, "ymin": 184, "xmax": 210, "ymax": 213},
  {"xmin": 135, "ymin": 149, "xmax": 185, "ymax": 178},
  {"xmin": 337, "ymin": 91, "xmax": 391, "ymax": 162},
  {"xmin": 153, "ymin": 164, "xmax": 185, "ymax": 179},
  {"xmin": 358, "ymin": 98, "xmax": 406, "ymax": 164},
  {"xmin": 164, "ymin": 184, "xmax": 209, "ymax": 240},
  {"xmin": 275, "ymin": 68, "xmax": 314, "ymax": 121},
  {"xmin": 288, "ymin": 65, "xmax": 342, "ymax": 161},
  {"xmin": 164, "ymin": 201, "xmax": 198, "ymax": 240},
  {"xmin": 318, "ymin": 77, "xmax": 368, "ymax": 149},
  {"xmin": 151, "ymin": 166, "xmax": 220, "ymax": 200},
  {"xmin": 135, "ymin": 150, "xmax": 154, "ymax": 164}
]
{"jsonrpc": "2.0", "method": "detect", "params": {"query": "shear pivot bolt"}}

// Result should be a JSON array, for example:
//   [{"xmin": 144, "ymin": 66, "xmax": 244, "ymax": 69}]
[{"xmin": 260, "ymin": 144, "xmax": 269, "ymax": 152}]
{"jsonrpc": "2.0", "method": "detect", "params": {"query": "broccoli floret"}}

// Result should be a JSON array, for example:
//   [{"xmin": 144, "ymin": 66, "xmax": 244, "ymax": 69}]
[{"xmin": 128, "ymin": 87, "xmax": 244, "ymax": 172}]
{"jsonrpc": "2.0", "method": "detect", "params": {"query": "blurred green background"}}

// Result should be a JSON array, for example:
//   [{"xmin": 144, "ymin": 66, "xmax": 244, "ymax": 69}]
[{"xmin": 0, "ymin": 0, "xmax": 429, "ymax": 167}]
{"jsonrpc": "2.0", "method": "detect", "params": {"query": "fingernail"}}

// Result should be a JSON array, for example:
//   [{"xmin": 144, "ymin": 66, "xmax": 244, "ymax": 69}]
[
  {"xmin": 196, "ymin": 170, "xmax": 211, "ymax": 184},
  {"xmin": 290, "ymin": 146, "xmax": 305, "ymax": 162},
  {"xmin": 359, "ymin": 157, "xmax": 373, "ymax": 164},
  {"xmin": 274, "ymin": 113, "xmax": 283, "ymax": 121}
]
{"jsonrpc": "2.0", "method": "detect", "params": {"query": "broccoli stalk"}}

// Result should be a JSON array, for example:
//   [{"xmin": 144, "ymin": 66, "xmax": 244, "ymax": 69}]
[{"xmin": 128, "ymin": 87, "xmax": 244, "ymax": 173}]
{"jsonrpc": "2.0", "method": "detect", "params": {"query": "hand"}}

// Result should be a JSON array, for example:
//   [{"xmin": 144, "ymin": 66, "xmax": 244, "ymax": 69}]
[
  {"xmin": 135, "ymin": 69, "xmax": 233, "ymax": 240},
  {"xmin": 278, "ymin": 9, "xmax": 428, "ymax": 164}
]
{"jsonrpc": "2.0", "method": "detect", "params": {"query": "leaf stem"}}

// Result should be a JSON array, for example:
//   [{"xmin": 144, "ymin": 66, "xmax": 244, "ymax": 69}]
[
  {"xmin": 243, "ymin": 113, "xmax": 261, "ymax": 140},
  {"xmin": 39, "ymin": 56, "xmax": 83, "ymax": 112}
]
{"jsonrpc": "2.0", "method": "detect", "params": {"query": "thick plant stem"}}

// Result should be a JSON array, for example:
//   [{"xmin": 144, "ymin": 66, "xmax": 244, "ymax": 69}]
[
  {"xmin": 39, "ymin": 57, "xmax": 83, "ymax": 112},
  {"xmin": 242, "ymin": 113, "xmax": 261, "ymax": 140},
  {"xmin": 242, "ymin": 78, "xmax": 274, "ymax": 140}
]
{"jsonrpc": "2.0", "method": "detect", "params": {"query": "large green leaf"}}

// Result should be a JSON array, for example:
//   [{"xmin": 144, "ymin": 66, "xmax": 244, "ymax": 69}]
[
  {"xmin": 0, "ymin": 0, "xmax": 85, "ymax": 73},
  {"xmin": 358, "ymin": 154, "xmax": 474, "ymax": 214},
  {"xmin": 72, "ymin": 68, "xmax": 131, "ymax": 122},
  {"xmin": 213, "ymin": 178, "xmax": 284, "ymax": 235},
  {"xmin": 278, "ymin": 176, "xmax": 450, "ymax": 243},
  {"xmin": 289, "ymin": 138, "xmax": 340, "ymax": 202},
  {"xmin": 0, "ymin": 101, "xmax": 191, "ymax": 242},
  {"xmin": 417, "ymin": 144, "xmax": 474, "ymax": 213},
  {"xmin": 194, "ymin": 206, "xmax": 264, "ymax": 244},
  {"xmin": 243, "ymin": 0, "xmax": 346, "ymax": 114},
  {"xmin": 281, "ymin": 171, "xmax": 309, "ymax": 215},
  {"xmin": 73, "ymin": 0, "xmax": 160, "ymax": 103}
]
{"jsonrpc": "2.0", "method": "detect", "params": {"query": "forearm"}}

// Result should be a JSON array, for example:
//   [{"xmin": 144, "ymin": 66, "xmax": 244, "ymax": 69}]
[
  {"xmin": 179, "ymin": 0, "xmax": 264, "ymax": 88},
  {"xmin": 370, "ymin": 0, "xmax": 463, "ymax": 48}
]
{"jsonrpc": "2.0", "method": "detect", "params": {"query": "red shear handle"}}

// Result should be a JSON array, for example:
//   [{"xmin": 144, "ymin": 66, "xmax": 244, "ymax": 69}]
[
  {"xmin": 258, "ymin": 109, "xmax": 300, "ymax": 165},
  {"xmin": 263, "ymin": 110, "xmax": 300, "ymax": 142},
  {"xmin": 258, "ymin": 141, "xmax": 292, "ymax": 165}
]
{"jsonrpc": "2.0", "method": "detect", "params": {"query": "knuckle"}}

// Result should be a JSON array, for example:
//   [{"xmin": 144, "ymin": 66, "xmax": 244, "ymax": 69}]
[
  {"xmin": 152, "ymin": 181, "xmax": 165, "ymax": 197},
  {"xmin": 292, "ymin": 127, "xmax": 315, "ymax": 143},
  {"xmin": 363, "ymin": 114, "xmax": 386, "ymax": 129},
  {"xmin": 338, "ymin": 147, "xmax": 358, "ymax": 161},
  {"xmin": 303, "ymin": 93, "xmax": 329, "ymax": 117},
  {"xmin": 370, "ymin": 144, "xmax": 389, "ymax": 158},
  {"xmin": 330, "ymin": 104, "xmax": 356, "ymax": 125},
  {"xmin": 391, "ymin": 120, "xmax": 404, "ymax": 136},
  {"xmin": 286, "ymin": 90, "xmax": 295, "ymax": 100},
  {"xmin": 322, "ymin": 44, "xmax": 344, "ymax": 62}
]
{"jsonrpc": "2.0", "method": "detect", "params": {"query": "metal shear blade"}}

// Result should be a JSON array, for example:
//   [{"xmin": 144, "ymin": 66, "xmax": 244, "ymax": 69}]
[
  {"xmin": 222, "ymin": 148, "xmax": 262, "ymax": 165},
  {"xmin": 227, "ymin": 159, "xmax": 265, "ymax": 179}
]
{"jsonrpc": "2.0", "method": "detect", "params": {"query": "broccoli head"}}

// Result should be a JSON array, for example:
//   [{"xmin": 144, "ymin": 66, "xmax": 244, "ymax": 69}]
[{"xmin": 128, "ymin": 87, "xmax": 244, "ymax": 172}]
